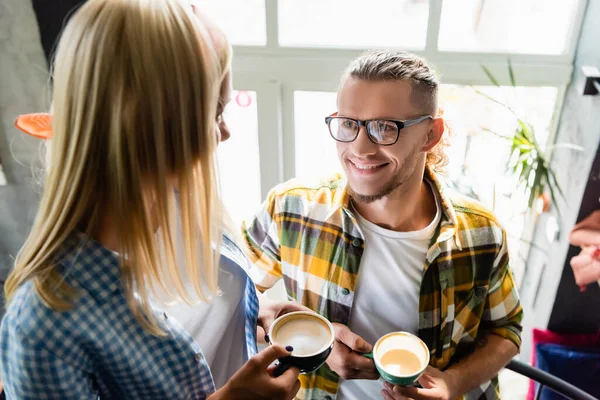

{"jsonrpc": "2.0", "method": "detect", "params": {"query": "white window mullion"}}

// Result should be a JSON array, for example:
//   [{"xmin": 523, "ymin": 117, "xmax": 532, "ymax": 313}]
[
  {"xmin": 562, "ymin": 0, "xmax": 590, "ymax": 62},
  {"xmin": 281, "ymin": 85, "xmax": 296, "ymax": 182},
  {"xmin": 256, "ymin": 81, "xmax": 285, "ymax": 200},
  {"xmin": 265, "ymin": 0, "xmax": 279, "ymax": 49},
  {"xmin": 425, "ymin": 0, "xmax": 443, "ymax": 55},
  {"xmin": 547, "ymin": 85, "xmax": 568, "ymax": 148}
]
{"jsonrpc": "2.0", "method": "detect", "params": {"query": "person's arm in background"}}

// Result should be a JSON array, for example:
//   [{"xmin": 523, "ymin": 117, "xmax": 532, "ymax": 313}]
[
  {"xmin": 386, "ymin": 229, "xmax": 523, "ymax": 400},
  {"xmin": 569, "ymin": 210, "xmax": 600, "ymax": 289}
]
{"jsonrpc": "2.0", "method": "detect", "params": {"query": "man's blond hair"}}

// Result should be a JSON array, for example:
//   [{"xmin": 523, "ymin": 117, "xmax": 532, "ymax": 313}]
[{"xmin": 343, "ymin": 50, "xmax": 449, "ymax": 173}]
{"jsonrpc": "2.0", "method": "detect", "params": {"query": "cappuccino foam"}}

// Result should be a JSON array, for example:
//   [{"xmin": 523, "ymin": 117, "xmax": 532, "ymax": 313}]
[
  {"xmin": 375, "ymin": 332, "xmax": 427, "ymax": 376},
  {"xmin": 272, "ymin": 316, "xmax": 332, "ymax": 356},
  {"xmin": 380, "ymin": 349, "xmax": 422, "ymax": 375}
]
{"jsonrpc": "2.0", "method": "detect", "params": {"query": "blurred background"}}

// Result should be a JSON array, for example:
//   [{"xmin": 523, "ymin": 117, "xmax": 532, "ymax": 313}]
[{"xmin": 1, "ymin": 1, "xmax": 599, "ymax": 398}]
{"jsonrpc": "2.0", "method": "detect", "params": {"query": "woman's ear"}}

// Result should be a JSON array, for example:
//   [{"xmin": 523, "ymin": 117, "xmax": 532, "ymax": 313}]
[{"xmin": 421, "ymin": 117, "xmax": 445, "ymax": 152}]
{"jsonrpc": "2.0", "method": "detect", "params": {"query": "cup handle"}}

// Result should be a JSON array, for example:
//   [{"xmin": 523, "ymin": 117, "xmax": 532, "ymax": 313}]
[
  {"xmin": 362, "ymin": 351, "xmax": 374, "ymax": 359},
  {"xmin": 272, "ymin": 361, "xmax": 291, "ymax": 378}
]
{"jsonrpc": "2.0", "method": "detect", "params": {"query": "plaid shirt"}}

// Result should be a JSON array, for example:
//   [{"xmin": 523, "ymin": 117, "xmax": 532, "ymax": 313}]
[
  {"xmin": 0, "ymin": 232, "xmax": 258, "ymax": 399},
  {"xmin": 242, "ymin": 166, "xmax": 523, "ymax": 400}
]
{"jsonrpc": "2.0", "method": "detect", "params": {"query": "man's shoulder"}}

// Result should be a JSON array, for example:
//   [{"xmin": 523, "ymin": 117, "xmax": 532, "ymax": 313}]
[
  {"xmin": 268, "ymin": 174, "xmax": 346, "ymax": 203},
  {"xmin": 445, "ymin": 190, "xmax": 505, "ymax": 248},
  {"xmin": 448, "ymin": 190, "xmax": 502, "ymax": 229}
]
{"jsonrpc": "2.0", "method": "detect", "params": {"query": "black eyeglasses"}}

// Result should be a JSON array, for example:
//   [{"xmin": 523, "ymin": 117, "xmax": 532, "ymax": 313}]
[{"xmin": 324, "ymin": 113, "xmax": 433, "ymax": 146}]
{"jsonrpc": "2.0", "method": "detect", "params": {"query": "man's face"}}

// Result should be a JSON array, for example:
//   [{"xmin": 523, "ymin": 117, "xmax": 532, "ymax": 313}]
[{"xmin": 336, "ymin": 77, "xmax": 433, "ymax": 203}]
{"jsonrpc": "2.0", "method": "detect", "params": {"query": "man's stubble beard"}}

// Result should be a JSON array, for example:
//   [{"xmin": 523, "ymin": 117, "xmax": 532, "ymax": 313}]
[{"xmin": 348, "ymin": 145, "xmax": 422, "ymax": 204}]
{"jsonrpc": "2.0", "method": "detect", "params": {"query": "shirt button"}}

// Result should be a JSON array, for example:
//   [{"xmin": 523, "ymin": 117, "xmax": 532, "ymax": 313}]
[
  {"xmin": 341, "ymin": 288, "xmax": 350, "ymax": 295},
  {"xmin": 194, "ymin": 353, "xmax": 203, "ymax": 362},
  {"xmin": 324, "ymin": 396, "xmax": 333, "ymax": 400},
  {"xmin": 351, "ymin": 238, "xmax": 361, "ymax": 247},
  {"xmin": 163, "ymin": 312, "xmax": 168, "ymax": 319}
]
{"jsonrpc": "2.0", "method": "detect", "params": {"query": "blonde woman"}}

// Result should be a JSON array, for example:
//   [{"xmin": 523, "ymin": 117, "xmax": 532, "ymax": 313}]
[{"xmin": 0, "ymin": 0, "xmax": 300, "ymax": 399}]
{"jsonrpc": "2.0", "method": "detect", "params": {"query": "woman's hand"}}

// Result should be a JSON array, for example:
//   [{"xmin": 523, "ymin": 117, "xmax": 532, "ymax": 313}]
[
  {"xmin": 569, "ymin": 210, "xmax": 600, "ymax": 290},
  {"xmin": 209, "ymin": 345, "xmax": 301, "ymax": 400}
]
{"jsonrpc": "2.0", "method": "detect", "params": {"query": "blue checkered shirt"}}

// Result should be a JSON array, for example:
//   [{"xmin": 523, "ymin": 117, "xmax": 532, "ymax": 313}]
[
  {"xmin": 0, "ymin": 233, "xmax": 259, "ymax": 399},
  {"xmin": 220, "ymin": 235, "xmax": 259, "ymax": 362}
]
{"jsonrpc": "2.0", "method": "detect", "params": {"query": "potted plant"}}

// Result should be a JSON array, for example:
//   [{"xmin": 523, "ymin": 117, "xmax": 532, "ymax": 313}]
[{"xmin": 476, "ymin": 62, "xmax": 583, "ymax": 218}]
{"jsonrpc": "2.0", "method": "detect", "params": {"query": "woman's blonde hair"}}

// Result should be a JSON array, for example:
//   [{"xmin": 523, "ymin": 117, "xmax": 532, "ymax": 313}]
[{"xmin": 6, "ymin": 0, "xmax": 231, "ymax": 335}]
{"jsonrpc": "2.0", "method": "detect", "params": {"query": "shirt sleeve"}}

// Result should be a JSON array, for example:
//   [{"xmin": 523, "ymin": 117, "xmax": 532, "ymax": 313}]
[
  {"xmin": 1, "ymin": 322, "xmax": 97, "ymax": 400},
  {"xmin": 241, "ymin": 189, "xmax": 283, "ymax": 292},
  {"xmin": 480, "ymin": 228, "xmax": 524, "ymax": 351}
]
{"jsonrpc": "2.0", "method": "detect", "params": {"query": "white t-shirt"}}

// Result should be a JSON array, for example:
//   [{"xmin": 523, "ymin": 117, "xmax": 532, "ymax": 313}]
[
  {"xmin": 163, "ymin": 249, "xmax": 249, "ymax": 390},
  {"xmin": 337, "ymin": 182, "xmax": 441, "ymax": 400},
  {"xmin": 154, "ymin": 198, "xmax": 252, "ymax": 389}
]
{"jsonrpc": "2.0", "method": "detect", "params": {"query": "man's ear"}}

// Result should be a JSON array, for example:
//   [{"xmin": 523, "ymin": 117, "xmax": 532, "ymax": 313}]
[{"xmin": 421, "ymin": 117, "xmax": 445, "ymax": 152}]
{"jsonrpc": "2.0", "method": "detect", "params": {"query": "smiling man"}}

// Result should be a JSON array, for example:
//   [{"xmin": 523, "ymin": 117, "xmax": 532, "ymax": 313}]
[{"xmin": 242, "ymin": 51, "xmax": 523, "ymax": 400}]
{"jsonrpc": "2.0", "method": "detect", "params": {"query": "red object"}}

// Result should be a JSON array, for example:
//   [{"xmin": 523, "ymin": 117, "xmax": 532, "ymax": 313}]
[
  {"xmin": 527, "ymin": 328, "xmax": 600, "ymax": 400},
  {"xmin": 15, "ymin": 113, "xmax": 52, "ymax": 139},
  {"xmin": 235, "ymin": 91, "xmax": 252, "ymax": 108}
]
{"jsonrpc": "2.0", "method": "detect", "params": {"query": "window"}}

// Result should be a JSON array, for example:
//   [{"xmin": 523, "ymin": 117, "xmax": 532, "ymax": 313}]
[
  {"xmin": 222, "ymin": 3, "xmax": 587, "ymax": 380},
  {"xmin": 438, "ymin": 0, "xmax": 581, "ymax": 54},
  {"xmin": 194, "ymin": 0, "xmax": 266, "ymax": 46},
  {"xmin": 278, "ymin": 0, "xmax": 429, "ymax": 49},
  {"xmin": 218, "ymin": 91, "xmax": 261, "ymax": 225},
  {"xmin": 440, "ymin": 85, "xmax": 558, "ymax": 281},
  {"xmin": 294, "ymin": 91, "xmax": 340, "ymax": 180},
  {"xmin": 441, "ymin": 85, "xmax": 558, "ymax": 208},
  {"xmin": 209, "ymin": 0, "xmax": 585, "ymax": 282}
]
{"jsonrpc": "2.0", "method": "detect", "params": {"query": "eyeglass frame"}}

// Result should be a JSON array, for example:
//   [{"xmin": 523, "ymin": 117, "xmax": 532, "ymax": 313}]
[{"xmin": 324, "ymin": 113, "xmax": 433, "ymax": 146}]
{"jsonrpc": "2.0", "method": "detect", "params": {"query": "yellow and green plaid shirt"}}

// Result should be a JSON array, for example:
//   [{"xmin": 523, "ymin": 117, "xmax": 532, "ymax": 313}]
[{"xmin": 242, "ymin": 167, "xmax": 523, "ymax": 400}]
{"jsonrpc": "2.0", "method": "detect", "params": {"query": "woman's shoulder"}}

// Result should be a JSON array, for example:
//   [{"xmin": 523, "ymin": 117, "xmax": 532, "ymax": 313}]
[{"xmin": 2, "ymin": 281, "xmax": 84, "ymax": 348}]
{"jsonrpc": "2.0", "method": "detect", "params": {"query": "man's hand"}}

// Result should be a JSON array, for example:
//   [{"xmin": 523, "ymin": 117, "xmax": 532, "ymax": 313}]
[
  {"xmin": 257, "ymin": 294, "xmax": 312, "ymax": 342},
  {"xmin": 381, "ymin": 366, "xmax": 459, "ymax": 400},
  {"xmin": 325, "ymin": 323, "xmax": 379, "ymax": 380},
  {"xmin": 382, "ymin": 334, "xmax": 516, "ymax": 400}
]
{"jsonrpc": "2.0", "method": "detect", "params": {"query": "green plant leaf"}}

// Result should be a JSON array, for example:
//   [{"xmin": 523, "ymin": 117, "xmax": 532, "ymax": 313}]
[
  {"xmin": 477, "ymin": 61, "xmax": 577, "ymax": 220},
  {"xmin": 473, "ymin": 87, "xmax": 524, "ymax": 121},
  {"xmin": 482, "ymin": 127, "xmax": 512, "ymax": 139},
  {"xmin": 520, "ymin": 159, "xmax": 536, "ymax": 183},
  {"xmin": 473, "ymin": 88, "xmax": 503, "ymax": 106},
  {"xmin": 481, "ymin": 65, "xmax": 500, "ymax": 87},
  {"xmin": 545, "ymin": 174, "xmax": 562, "ymax": 218},
  {"xmin": 547, "ymin": 166, "xmax": 565, "ymax": 200},
  {"xmin": 527, "ymin": 163, "xmax": 545, "ymax": 211},
  {"xmin": 518, "ymin": 120, "xmax": 537, "ymax": 145},
  {"xmin": 508, "ymin": 59, "xmax": 516, "ymax": 87}
]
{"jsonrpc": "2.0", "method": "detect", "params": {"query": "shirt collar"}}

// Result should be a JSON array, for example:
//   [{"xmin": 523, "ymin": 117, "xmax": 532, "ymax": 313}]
[
  {"xmin": 335, "ymin": 165, "xmax": 462, "ymax": 252},
  {"xmin": 55, "ymin": 232, "xmax": 122, "ymax": 300},
  {"xmin": 424, "ymin": 165, "xmax": 461, "ymax": 249}
]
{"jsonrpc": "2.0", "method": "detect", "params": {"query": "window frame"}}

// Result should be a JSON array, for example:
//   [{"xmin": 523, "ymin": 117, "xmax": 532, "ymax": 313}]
[
  {"xmin": 230, "ymin": 0, "xmax": 587, "ymax": 197},
  {"xmin": 218, "ymin": 0, "xmax": 588, "ymax": 281}
]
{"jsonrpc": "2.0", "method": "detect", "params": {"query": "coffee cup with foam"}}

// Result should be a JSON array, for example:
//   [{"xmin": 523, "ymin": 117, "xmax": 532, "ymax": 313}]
[
  {"xmin": 266, "ymin": 311, "xmax": 335, "ymax": 375},
  {"xmin": 364, "ymin": 331, "xmax": 430, "ymax": 386}
]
